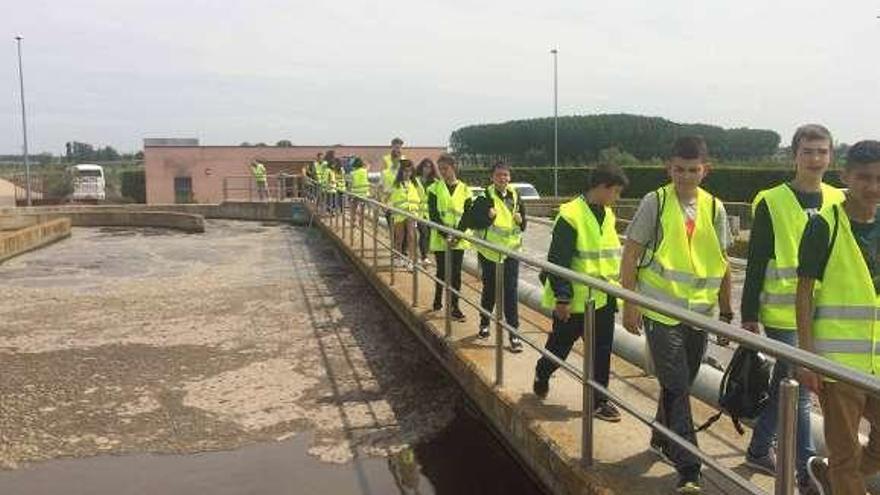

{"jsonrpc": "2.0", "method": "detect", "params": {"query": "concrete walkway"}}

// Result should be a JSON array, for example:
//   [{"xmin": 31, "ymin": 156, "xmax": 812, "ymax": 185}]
[{"xmin": 314, "ymin": 209, "xmax": 779, "ymax": 495}]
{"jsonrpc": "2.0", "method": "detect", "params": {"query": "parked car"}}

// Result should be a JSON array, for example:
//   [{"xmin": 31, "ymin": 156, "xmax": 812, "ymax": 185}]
[
  {"xmin": 469, "ymin": 183, "xmax": 540, "ymax": 200},
  {"xmin": 511, "ymin": 182, "xmax": 540, "ymax": 200}
]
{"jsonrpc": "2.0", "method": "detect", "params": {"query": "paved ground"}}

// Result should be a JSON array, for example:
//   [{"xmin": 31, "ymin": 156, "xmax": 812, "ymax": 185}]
[{"xmin": 0, "ymin": 221, "xmax": 461, "ymax": 470}]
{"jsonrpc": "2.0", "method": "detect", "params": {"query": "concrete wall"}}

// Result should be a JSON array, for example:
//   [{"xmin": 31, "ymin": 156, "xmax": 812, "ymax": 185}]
[
  {"xmin": 0, "ymin": 201, "xmax": 311, "ymax": 228},
  {"xmin": 0, "ymin": 217, "xmax": 71, "ymax": 264},
  {"xmin": 144, "ymin": 145, "xmax": 447, "ymax": 204},
  {"xmin": 0, "ymin": 179, "xmax": 15, "ymax": 208},
  {"xmin": 13, "ymin": 211, "xmax": 206, "ymax": 233}
]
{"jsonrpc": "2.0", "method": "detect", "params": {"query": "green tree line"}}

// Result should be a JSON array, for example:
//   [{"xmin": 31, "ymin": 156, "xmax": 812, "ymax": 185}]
[{"xmin": 450, "ymin": 113, "xmax": 781, "ymax": 166}]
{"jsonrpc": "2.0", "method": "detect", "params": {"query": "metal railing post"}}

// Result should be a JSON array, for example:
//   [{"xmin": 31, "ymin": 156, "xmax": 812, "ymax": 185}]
[
  {"xmin": 334, "ymin": 193, "xmax": 340, "ymax": 230},
  {"xmin": 372, "ymin": 204, "xmax": 379, "ymax": 270},
  {"xmin": 359, "ymin": 199, "xmax": 366, "ymax": 257},
  {"xmin": 341, "ymin": 194, "xmax": 347, "ymax": 239},
  {"xmin": 775, "ymin": 378, "xmax": 798, "ymax": 495},
  {"xmin": 494, "ymin": 260, "xmax": 504, "ymax": 387},
  {"xmin": 411, "ymin": 220, "xmax": 419, "ymax": 307},
  {"xmin": 444, "ymin": 242, "xmax": 452, "ymax": 339},
  {"xmin": 223, "ymin": 177, "xmax": 228, "ymax": 201},
  {"xmin": 349, "ymin": 196, "xmax": 356, "ymax": 244},
  {"xmin": 582, "ymin": 298, "xmax": 596, "ymax": 467},
  {"xmin": 389, "ymin": 217, "xmax": 396, "ymax": 285}
]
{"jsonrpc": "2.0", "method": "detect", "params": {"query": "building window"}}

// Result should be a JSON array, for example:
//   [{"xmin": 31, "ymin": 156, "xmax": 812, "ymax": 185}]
[{"xmin": 174, "ymin": 176, "xmax": 193, "ymax": 204}]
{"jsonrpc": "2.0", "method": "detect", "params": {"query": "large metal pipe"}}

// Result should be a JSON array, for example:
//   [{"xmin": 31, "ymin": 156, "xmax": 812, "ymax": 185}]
[{"xmin": 459, "ymin": 255, "xmax": 840, "ymax": 455}]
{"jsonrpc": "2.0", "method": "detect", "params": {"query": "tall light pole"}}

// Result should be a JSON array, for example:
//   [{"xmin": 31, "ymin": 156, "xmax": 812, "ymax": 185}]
[
  {"xmin": 15, "ymin": 36, "xmax": 31, "ymax": 207},
  {"xmin": 551, "ymin": 48, "xmax": 558, "ymax": 197}
]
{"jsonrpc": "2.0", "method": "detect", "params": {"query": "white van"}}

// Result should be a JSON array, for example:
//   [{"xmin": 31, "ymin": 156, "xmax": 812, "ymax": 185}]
[{"xmin": 69, "ymin": 164, "xmax": 106, "ymax": 201}]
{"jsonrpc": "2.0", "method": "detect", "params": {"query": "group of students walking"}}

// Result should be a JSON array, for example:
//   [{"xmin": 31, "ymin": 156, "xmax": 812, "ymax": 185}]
[
  {"xmin": 313, "ymin": 129, "xmax": 880, "ymax": 495},
  {"xmin": 376, "ymin": 139, "xmax": 529, "ymax": 351},
  {"xmin": 538, "ymin": 127, "xmax": 880, "ymax": 495}
]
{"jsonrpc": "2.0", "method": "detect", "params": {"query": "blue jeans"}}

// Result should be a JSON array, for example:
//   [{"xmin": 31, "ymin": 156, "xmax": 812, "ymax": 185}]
[
  {"xmin": 747, "ymin": 328, "xmax": 815, "ymax": 482},
  {"xmin": 645, "ymin": 318, "xmax": 707, "ymax": 479}
]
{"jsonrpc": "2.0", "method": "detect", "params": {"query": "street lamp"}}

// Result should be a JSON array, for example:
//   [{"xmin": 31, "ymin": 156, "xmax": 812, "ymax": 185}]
[
  {"xmin": 14, "ymin": 36, "xmax": 31, "ymax": 207},
  {"xmin": 551, "ymin": 48, "xmax": 558, "ymax": 197}
]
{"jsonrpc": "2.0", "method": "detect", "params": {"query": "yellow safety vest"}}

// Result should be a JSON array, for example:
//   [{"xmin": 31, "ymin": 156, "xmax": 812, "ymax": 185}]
[
  {"xmin": 429, "ymin": 181, "xmax": 472, "ymax": 251},
  {"xmin": 755, "ymin": 183, "xmax": 845, "ymax": 330},
  {"xmin": 475, "ymin": 186, "xmax": 522, "ymax": 262},
  {"xmin": 350, "ymin": 168, "xmax": 370, "ymax": 197},
  {"xmin": 636, "ymin": 185, "xmax": 728, "ymax": 325},
  {"xmin": 415, "ymin": 177, "xmax": 429, "ymax": 219},
  {"xmin": 252, "ymin": 163, "xmax": 267, "ymax": 183},
  {"xmin": 316, "ymin": 161, "xmax": 328, "ymax": 186},
  {"xmin": 812, "ymin": 203, "xmax": 880, "ymax": 377},
  {"xmin": 335, "ymin": 169, "xmax": 346, "ymax": 191},
  {"xmin": 326, "ymin": 169, "xmax": 338, "ymax": 193},
  {"xmin": 382, "ymin": 154, "xmax": 406, "ymax": 194},
  {"xmin": 388, "ymin": 181, "xmax": 421, "ymax": 224},
  {"xmin": 318, "ymin": 164, "xmax": 333, "ymax": 192},
  {"xmin": 542, "ymin": 197, "xmax": 621, "ymax": 312}
]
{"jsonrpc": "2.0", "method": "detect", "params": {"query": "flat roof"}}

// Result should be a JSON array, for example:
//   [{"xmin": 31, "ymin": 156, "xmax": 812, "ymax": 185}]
[{"xmin": 143, "ymin": 145, "xmax": 446, "ymax": 150}]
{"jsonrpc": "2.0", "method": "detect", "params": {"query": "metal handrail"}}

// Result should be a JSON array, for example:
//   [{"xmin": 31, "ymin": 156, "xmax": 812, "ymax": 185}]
[
  {"xmin": 304, "ymin": 179, "xmax": 880, "ymax": 495},
  {"xmin": 312, "ymin": 180, "xmax": 880, "ymax": 393},
  {"xmin": 336, "ymin": 199, "xmax": 761, "ymax": 493}
]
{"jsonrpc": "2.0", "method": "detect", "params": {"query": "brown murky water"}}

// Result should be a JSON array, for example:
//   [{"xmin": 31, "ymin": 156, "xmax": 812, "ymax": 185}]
[
  {"xmin": 0, "ymin": 222, "xmax": 546, "ymax": 495},
  {"xmin": 0, "ymin": 406, "xmax": 545, "ymax": 495}
]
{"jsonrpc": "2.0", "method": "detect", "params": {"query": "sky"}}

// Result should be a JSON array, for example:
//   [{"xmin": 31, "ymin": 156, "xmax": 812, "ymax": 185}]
[{"xmin": 2, "ymin": 0, "xmax": 879, "ymax": 155}]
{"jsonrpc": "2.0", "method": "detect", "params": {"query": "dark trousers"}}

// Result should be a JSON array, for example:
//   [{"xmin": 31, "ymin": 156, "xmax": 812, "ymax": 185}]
[
  {"xmin": 478, "ymin": 253, "xmax": 520, "ymax": 330},
  {"xmin": 418, "ymin": 223, "xmax": 430, "ymax": 259},
  {"xmin": 433, "ymin": 250, "xmax": 464, "ymax": 310},
  {"xmin": 644, "ymin": 318, "xmax": 707, "ymax": 479},
  {"xmin": 535, "ymin": 303, "xmax": 616, "ymax": 401}
]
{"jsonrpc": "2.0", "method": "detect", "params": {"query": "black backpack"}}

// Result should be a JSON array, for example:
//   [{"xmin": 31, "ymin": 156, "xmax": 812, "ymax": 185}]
[{"xmin": 695, "ymin": 347, "xmax": 772, "ymax": 435}]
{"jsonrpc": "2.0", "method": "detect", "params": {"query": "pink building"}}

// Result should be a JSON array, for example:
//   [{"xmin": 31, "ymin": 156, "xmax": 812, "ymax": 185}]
[{"xmin": 144, "ymin": 143, "xmax": 447, "ymax": 204}]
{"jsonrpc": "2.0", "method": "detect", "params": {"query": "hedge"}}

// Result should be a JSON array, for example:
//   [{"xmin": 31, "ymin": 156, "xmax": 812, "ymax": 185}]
[
  {"xmin": 458, "ymin": 166, "xmax": 845, "ymax": 203},
  {"xmin": 120, "ymin": 170, "xmax": 146, "ymax": 203}
]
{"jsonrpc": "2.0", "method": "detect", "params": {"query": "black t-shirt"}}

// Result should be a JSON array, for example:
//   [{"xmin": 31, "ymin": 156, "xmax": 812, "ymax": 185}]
[{"xmin": 798, "ymin": 207, "xmax": 880, "ymax": 293}]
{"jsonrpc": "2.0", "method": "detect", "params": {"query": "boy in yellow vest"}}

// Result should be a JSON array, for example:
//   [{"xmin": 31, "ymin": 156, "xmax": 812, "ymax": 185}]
[
  {"xmin": 796, "ymin": 140, "xmax": 880, "ymax": 495},
  {"xmin": 740, "ymin": 125, "xmax": 843, "ymax": 491},
  {"xmin": 620, "ymin": 136, "xmax": 732, "ymax": 494},
  {"xmin": 381, "ymin": 137, "xmax": 406, "ymax": 202},
  {"xmin": 473, "ymin": 162, "xmax": 527, "ymax": 352},
  {"xmin": 427, "ymin": 154, "xmax": 473, "ymax": 321},
  {"xmin": 534, "ymin": 163, "xmax": 629, "ymax": 423}
]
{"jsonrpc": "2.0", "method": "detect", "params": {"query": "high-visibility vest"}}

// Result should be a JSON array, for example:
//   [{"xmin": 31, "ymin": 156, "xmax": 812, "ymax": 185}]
[
  {"xmin": 381, "ymin": 154, "xmax": 406, "ymax": 195},
  {"xmin": 415, "ymin": 177, "xmax": 429, "ymax": 218},
  {"xmin": 428, "ymin": 181, "xmax": 472, "ymax": 251},
  {"xmin": 475, "ymin": 186, "xmax": 523, "ymax": 262},
  {"xmin": 812, "ymin": 203, "xmax": 880, "ymax": 377},
  {"xmin": 388, "ymin": 180, "xmax": 421, "ymax": 224},
  {"xmin": 755, "ymin": 183, "xmax": 845, "ymax": 330},
  {"xmin": 335, "ymin": 169, "xmax": 346, "ymax": 192},
  {"xmin": 542, "ymin": 196, "xmax": 621, "ymax": 312},
  {"xmin": 316, "ymin": 162, "xmax": 329, "ymax": 188},
  {"xmin": 350, "ymin": 168, "xmax": 370, "ymax": 197},
  {"xmin": 326, "ymin": 169, "xmax": 338, "ymax": 193},
  {"xmin": 252, "ymin": 163, "xmax": 267, "ymax": 183},
  {"xmin": 636, "ymin": 185, "xmax": 728, "ymax": 325}
]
